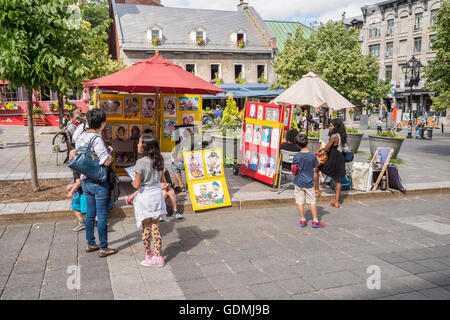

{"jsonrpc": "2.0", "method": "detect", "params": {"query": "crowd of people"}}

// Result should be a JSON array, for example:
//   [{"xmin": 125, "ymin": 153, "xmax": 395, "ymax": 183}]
[{"xmin": 63, "ymin": 104, "xmax": 348, "ymax": 266}]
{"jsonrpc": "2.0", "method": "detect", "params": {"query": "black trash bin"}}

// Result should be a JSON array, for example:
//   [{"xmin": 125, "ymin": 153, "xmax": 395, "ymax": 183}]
[{"xmin": 424, "ymin": 127, "xmax": 433, "ymax": 140}]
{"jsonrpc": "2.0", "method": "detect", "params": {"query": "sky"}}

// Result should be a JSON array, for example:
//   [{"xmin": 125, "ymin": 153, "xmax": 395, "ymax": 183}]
[{"xmin": 163, "ymin": 0, "xmax": 380, "ymax": 27}]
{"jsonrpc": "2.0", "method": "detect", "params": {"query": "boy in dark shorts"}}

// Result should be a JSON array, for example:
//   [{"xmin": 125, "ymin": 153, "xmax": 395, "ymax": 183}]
[{"xmin": 292, "ymin": 134, "xmax": 325, "ymax": 228}]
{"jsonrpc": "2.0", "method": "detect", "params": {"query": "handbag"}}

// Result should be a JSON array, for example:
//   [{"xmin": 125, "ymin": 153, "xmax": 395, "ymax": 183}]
[
  {"xmin": 316, "ymin": 148, "xmax": 328, "ymax": 165},
  {"xmin": 343, "ymin": 151, "xmax": 354, "ymax": 162},
  {"xmin": 68, "ymin": 135, "xmax": 107, "ymax": 183}
]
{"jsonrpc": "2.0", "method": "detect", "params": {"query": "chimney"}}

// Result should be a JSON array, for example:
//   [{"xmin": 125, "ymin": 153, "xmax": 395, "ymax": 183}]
[
  {"xmin": 341, "ymin": 11, "xmax": 346, "ymax": 22},
  {"xmin": 237, "ymin": 0, "xmax": 248, "ymax": 11}
]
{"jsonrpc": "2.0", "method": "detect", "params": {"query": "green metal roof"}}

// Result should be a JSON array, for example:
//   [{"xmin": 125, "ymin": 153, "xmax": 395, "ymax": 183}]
[{"xmin": 265, "ymin": 20, "xmax": 315, "ymax": 53}]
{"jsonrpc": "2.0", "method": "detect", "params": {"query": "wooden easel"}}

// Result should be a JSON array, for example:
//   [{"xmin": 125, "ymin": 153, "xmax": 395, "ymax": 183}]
[{"xmin": 370, "ymin": 147, "xmax": 394, "ymax": 191}]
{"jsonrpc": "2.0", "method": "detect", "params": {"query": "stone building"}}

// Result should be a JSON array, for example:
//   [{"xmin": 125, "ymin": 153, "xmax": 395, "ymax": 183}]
[
  {"xmin": 109, "ymin": 0, "xmax": 277, "ymax": 86},
  {"xmin": 360, "ymin": 0, "xmax": 441, "ymax": 116}
]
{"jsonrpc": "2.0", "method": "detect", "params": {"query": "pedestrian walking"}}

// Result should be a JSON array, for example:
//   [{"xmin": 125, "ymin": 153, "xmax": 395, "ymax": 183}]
[
  {"xmin": 376, "ymin": 117, "xmax": 383, "ymax": 133},
  {"xmin": 318, "ymin": 118, "xmax": 347, "ymax": 208},
  {"xmin": 131, "ymin": 135, "xmax": 167, "ymax": 267},
  {"xmin": 292, "ymin": 134, "xmax": 324, "ymax": 228},
  {"xmin": 77, "ymin": 108, "xmax": 117, "ymax": 257}
]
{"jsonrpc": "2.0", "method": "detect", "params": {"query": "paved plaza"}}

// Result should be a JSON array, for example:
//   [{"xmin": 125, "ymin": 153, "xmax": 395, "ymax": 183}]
[{"xmin": 1, "ymin": 193, "xmax": 450, "ymax": 300}]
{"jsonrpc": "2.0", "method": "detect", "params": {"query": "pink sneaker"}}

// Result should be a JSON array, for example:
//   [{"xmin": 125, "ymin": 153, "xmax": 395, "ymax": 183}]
[{"xmin": 141, "ymin": 255, "xmax": 164, "ymax": 267}]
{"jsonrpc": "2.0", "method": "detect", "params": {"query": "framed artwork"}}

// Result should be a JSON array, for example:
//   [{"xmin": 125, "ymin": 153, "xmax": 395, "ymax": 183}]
[
  {"xmin": 250, "ymin": 152, "xmax": 259, "ymax": 171},
  {"xmin": 266, "ymin": 157, "xmax": 277, "ymax": 178},
  {"xmin": 129, "ymin": 124, "xmax": 142, "ymax": 141},
  {"xmin": 124, "ymin": 96, "xmax": 139, "ymax": 119},
  {"xmin": 142, "ymin": 96, "xmax": 156, "ymax": 119},
  {"xmin": 261, "ymin": 126, "xmax": 271, "ymax": 147},
  {"xmin": 244, "ymin": 124, "xmax": 253, "ymax": 143},
  {"xmin": 244, "ymin": 150, "xmax": 252, "ymax": 169},
  {"xmin": 270, "ymin": 128, "xmax": 280, "ymax": 150},
  {"xmin": 258, "ymin": 154, "xmax": 268, "ymax": 175},
  {"xmin": 182, "ymin": 113, "xmax": 195, "ymax": 125},
  {"xmin": 252, "ymin": 125, "xmax": 262, "ymax": 146},
  {"xmin": 100, "ymin": 99, "xmax": 122, "ymax": 116},
  {"xmin": 114, "ymin": 152, "xmax": 135, "ymax": 167},
  {"xmin": 163, "ymin": 96, "xmax": 177, "ymax": 117},
  {"xmin": 184, "ymin": 151, "xmax": 205, "ymax": 180},
  {"xmin": 164, "ymin": 119, "xmax": 177, "ymax": 139},
  {"xmin": 101, "ymin": 124, "xmax": 113, "ymax": 143},
  {"xmin": 179, "ymin": 97, "xmax": 199, "ymax": 111},
  {"xmin": 266, "ymin": 108, "xmax": 279, "ymax": 122},
  {"xmin": 205, "ymin": 150, "xmax": 222, "ymax": 177},
  {"xmin": 257, "ymin": 105, "xmax": 264, "ymax": 120},
  {"xmin": 192, "ymin": 181, "xmax": 226, "ymax": 207},
  {"xmin": 114, "ymin": 124, "xmax": 128, "ymax": 141},
  {"xmin": 176, "ymin": 125, "xmax": 194, "ymax": 143},
  {"xmin": 248, "ymin": 103, "xmax": 256, "ymax": 119}
]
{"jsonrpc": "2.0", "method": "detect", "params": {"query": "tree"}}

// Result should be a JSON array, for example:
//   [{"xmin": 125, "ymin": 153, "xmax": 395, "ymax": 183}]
[
  {"xmin": 80, "ymin": 0, "xmax": 109, "ymax": 29},
  {"xmin": 424, "ymin": 0, "xmax": 450, "ymax": 112},
  {"xmin": 0, "ymin": 0, "xmax": 90, "ymax": 191},
  {"xmin": 273, "ymin": 21, "xmax": 390, "ymax": 107}
]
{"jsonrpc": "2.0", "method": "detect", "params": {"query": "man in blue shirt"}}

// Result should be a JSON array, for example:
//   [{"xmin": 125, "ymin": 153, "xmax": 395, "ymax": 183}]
[
  {"xmin": 213, "ymin": 105, "xmax": 223, "ymax": 119},
  {"xmin": 292, "ymin": 133, "xmax": 325, "ymax": 228}
]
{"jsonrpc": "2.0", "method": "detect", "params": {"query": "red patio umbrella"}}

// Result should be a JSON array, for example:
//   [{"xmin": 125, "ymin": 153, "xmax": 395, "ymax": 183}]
[{"xmin": 84, "ymin": 53, "xmax": 225, "ymax": 95}]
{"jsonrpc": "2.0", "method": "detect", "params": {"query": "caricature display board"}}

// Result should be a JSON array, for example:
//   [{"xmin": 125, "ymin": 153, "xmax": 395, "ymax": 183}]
[
  {"xmin": 183, "ymin": 148, "xmax": 231, "ymax": 211},
  {"xmin": 100, "ymin": 93, "xmax": 157, "ymax": 175},
  {"xmin": 160, "ymin": 94, "xmax": 202, "ymax": 153},
  {"xmin": 239, "ymin": 102, "xmax": 287, "ymax": 185}
]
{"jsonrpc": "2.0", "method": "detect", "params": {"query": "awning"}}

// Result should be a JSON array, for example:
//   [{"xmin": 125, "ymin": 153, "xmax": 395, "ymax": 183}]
[
  {"xmin": 0, "ymin": 80, "xmax": 8, "ymax": 85},
  {"xmin": 202, "ymin": 83, "xmax": 284, "ymax": 99}
]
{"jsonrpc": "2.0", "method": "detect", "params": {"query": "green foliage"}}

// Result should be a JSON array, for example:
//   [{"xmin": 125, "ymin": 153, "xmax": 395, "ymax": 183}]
[
  {"xmin": 290, "ymin": 109, "xmax": 299, "ymax": 130},
  {"xmin": 257, "ymin": 76, "xmax": 268, "ymax": 84},
  {"xmin": 373, "ymin": 131, "xmax": 404, "ymax": 139},
  {"xmin": 5, "ymin": 102, "xmax": 17, "ymax": 110},
  {"xmin": 346, "ymin": 127, "xmax": 363, "ymax": 134},
  {"xmin": 424, "ymin": 0, "xmax": 450, "ymax": 112},
  {"xmin": 221, "ymin": 94, "xmax": 241, "ymax": 126},
  {"xmin": 273, "ymin": 21, "xmax": 390, "ymax": 106},
  {"xmin": 223, "ymin": 155, "xmax": 237, "ymax": 168},
  {"xmin": 307, "ymin": 130, "xmax": 319, "ymax": 138},
  {"xmin": 80, "ymin": 0, "xmax": 109, "ymax": 29}
]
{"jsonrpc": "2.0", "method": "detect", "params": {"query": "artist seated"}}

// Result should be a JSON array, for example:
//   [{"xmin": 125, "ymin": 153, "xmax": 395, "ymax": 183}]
[
  {"xmin": 170, "ymin": 129, "xmax": 196, "ymax": 193},
  {"xmin": 280, "ymin": 129, "xmax": 300, "ymax": 171}
]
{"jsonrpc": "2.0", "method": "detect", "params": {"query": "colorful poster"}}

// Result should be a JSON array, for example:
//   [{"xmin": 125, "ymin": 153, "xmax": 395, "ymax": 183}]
[
  {"xmin": 142, "ymin": 96, "xmax": 156, "ymax": 119},
  {"xmin": 164, "ymin": 119, "xmax": 176, "ymax": 139},
  {"xmin": 182, "ymin": 113, "xmax": 195, "ymax": 125},
  {"xmin": 114, "ymin": 124, "xmax": 128, "ymax": 141},
  {"xmin": 164, "ymin": 96, "xmax": 177, "ymax": 117},
  {"xmin": 100, "ymin": 98, "xmax": 122, "ymax": 116},
  {"xmin": 240, "ymin": 102, "xmax": 284, "ymax": 185},
  {"xmin": 179, "ymin": 97, "xmax": 199, "ymax": 111},
  {"xmin": 102, "ymin": 124, "xmax": 113, "ymax": 143},
  {"xmin": 184, "ymin": 151, "xmax": 205, "ymax": 180},
  {"xmin": 205, "ymin": 150, "xmax": 222, "ymax": 177},
  {"xmin": 143, "ymin": 124, "xmax": 156, "ymax": 136},
  {"xmin": 244, "ymin": 124, "xmax": 253, "ymax": 143},
  {"xmin": 129, "ymin": 124, "xmax": 142, "ymax": 141},
  {"xmin": 184, "ymin": 148, "xmax": 231, "ymax": 211},
  {"xmin": 124, "ymin": 96, "xmax": 139, "ymax": 119}
]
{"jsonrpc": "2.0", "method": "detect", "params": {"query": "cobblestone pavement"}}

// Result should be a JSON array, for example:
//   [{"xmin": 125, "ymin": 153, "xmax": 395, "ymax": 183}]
[{"xmin": 1, "ymin": 193, "xmax": 449, "ymax": 300}]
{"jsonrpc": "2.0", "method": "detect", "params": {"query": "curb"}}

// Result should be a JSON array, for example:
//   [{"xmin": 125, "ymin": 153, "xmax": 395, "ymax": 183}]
[{"xmin": 1, "ymin": 187, "xmax": 449, "ymax": 225}]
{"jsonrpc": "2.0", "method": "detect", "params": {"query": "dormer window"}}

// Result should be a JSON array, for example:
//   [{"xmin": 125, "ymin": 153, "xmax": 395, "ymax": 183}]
[
  {"xmin": 196, "ymin": 30, "xmax": 205, "ymax": 45},
  {"xmin": 146, "ymin": 25, "xmax": 162, "ymax": 46},
  {"xmin": 237, "ymin": 33, "xmax": 244, "ymax": 42},
  {"xmin": 231, "ymin": 29, "xmax": 246, "ymax": 48}
]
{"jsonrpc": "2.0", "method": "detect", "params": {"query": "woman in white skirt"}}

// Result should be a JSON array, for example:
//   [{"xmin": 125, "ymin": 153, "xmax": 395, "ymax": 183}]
[{"xmin": 131, "ymin": 135, "xmax": 167, "ymax": 267}]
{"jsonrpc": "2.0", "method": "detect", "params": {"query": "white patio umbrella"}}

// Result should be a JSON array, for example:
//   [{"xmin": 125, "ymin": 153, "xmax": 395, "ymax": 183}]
[{"xmin": 273, "ymin": 71, "xmax": 355, "ymax": 110}]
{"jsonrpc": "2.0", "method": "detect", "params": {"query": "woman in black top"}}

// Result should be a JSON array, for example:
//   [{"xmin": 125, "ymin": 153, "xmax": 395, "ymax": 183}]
[{"xmin": 319, "ymin": 118, "xmax": 346, "ymax": 208}]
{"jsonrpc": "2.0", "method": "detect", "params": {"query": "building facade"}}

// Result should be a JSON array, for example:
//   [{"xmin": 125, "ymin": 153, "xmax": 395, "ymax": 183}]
[
  {"xmin": 360, "ymin": 0, "xmax": 441, "ymax": 116},
  {"xmin": 110, "ymin": 0, "xmax": 277, "ymax": 87}
]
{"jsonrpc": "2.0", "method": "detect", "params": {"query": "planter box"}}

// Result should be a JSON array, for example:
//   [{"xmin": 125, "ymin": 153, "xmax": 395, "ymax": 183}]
[
  {"xmin": 347, "ymin": 133, "xmax": 364, "ymax": 153},
  {"xmin": 308, "ymin": 137, "xmax": 320, "ymax": 153},
  {"xmin": 202, "ymin": 129, "xmax": 221, "ymax": 143},
  {"xmin": 368, "ymin": 135, "xmax": 404, "ymax": 159},
  {"xmin": 212, "ymin": 134, "xmax": 240, "ymax": 160}
]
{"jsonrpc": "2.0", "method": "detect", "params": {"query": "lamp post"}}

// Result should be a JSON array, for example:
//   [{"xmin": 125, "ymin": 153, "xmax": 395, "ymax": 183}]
[{"xmin": 401, "ymin": 56, "xmax": 424, "ymax": 138}]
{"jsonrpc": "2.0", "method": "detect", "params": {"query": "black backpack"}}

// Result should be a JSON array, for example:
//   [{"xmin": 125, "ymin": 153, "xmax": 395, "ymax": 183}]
[{"xmin": 387, "ymin": 164, "xmax": 406, "ymax": 193}]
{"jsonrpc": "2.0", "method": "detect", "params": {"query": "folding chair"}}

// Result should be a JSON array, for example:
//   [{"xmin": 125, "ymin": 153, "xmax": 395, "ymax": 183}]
[
  {"xmin": 370, "ymin": 147, "xmax": 394, "ymax": 191},
  {"xmin": 277, "ymin": 150, "xmax": 297, "ymax": 194}
]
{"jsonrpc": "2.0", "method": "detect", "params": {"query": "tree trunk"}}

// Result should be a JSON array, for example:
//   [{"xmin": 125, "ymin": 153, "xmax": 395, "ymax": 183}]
[
  {"xmin": 27, "ymin": 89, "xmax": 40, "ymax": 192},
  {"xmin": 57, "ymin": 88, "xmax": 64, "ymax": 129}
]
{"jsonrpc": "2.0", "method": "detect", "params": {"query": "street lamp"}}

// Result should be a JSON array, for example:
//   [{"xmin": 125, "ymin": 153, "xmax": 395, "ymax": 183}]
[{"xmin": 401, "ymin": 56, "xmax": 424, "ymax": 138}]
